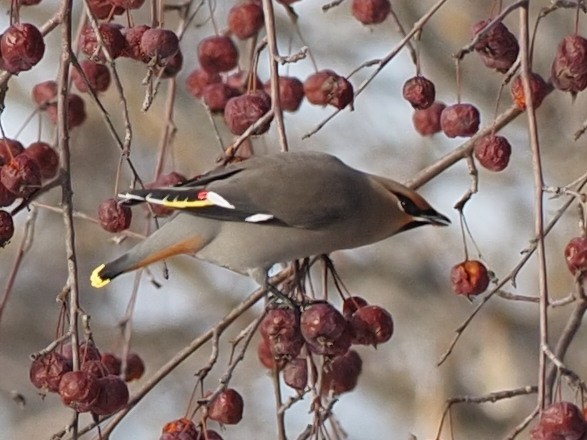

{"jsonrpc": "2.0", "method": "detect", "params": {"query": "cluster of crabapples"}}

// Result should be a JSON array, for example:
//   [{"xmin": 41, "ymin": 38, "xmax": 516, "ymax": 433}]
[
  {"xmin": 530, "ymin": 401, "xmax": 587, "ymax": 440},
  {"xmin": 407, "ymin": 15, "xmax": 587, "ymax": 300},
  {"xmin": 157, "ymin": 297, "xmax": 393, "ymax": 439},
  {"xmin": 29, "ymin": 341, "xmax": 144, "ymax": 416}
]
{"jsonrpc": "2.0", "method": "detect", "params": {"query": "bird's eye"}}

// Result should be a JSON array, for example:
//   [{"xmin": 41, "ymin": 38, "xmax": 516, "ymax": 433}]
[{"xmin": 396, "ymin": 194, "xmax": 420, "ymax": 216}]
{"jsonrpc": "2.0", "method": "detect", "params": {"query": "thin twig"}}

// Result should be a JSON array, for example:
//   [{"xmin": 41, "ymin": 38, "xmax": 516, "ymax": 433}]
[{"xmin": 519, "ymin": 3, "xmax": 549, "ymax": 411}]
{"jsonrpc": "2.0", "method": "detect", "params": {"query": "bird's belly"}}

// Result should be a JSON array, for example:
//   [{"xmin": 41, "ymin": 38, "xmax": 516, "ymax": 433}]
[{"xmin": 194, "ymin": 219, "xmax": 392, "ymax": 277}]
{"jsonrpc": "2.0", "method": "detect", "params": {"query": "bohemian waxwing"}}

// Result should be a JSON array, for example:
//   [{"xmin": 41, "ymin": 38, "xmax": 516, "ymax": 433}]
[{"xmin": 90, "ymin": 151, "xmax": 450, "ymax": 288}]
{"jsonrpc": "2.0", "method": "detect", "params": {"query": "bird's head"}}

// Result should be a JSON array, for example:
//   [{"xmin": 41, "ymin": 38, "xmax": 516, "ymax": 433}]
[{"xmin": 372, "ymin": 175, "xmax": 451, "ymax": 233}]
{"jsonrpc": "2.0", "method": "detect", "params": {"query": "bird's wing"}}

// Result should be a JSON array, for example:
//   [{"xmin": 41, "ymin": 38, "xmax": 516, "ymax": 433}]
[{"xmin": 118, "ymin": 153, "xmax": 366, "ymax": 229}]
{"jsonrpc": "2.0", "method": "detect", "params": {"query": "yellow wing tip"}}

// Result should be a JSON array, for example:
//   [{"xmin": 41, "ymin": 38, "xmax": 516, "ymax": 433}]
[{"xmin": 90, "ymin": 264, "xmax": 111, "ymax": 288}]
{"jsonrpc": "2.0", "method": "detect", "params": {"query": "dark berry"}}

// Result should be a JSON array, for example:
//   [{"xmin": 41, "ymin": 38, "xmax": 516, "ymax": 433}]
[
  {"xmin": 412, "ymin": 101, "xmax": 446, "ymax": 136},
  {"xmin": 402, "ymin": 76, "xmax": 436, "ymax": 110},
  {"xmin": 511, "ymin": 72, "xmax": 548, "ymax": 110},
  {"xmin": 440, "ymin": 103, "xmax": 480, "ymax": 138},
  {"xmin": 1, "ymin": 23, "xmax": 45, "ymax": 74},
  {"xmin": 0, "ymin": 138, "xmax": 24, "ymax": 166},
  {"xmin": 321, "ymin": 350, "xmax": 362, "ymax": 395},
  {"xmin": 160, "ymin": 49, "xmax": 183, "ymax": 78},
  {"xmin": 32, "ymin": 80, "xmax": 57, "ymax": 107},
  {"xmin": 224, "ymin": 90, "xmax": 272, "ymax": 135},
  {"xmin": 350, "ymin": 305, "xmax": 393, "ymax": 346},
  {"xmin": 551, "ymin": 35, "xmax": 587, "ymax": 95},
  {"xmin": 24, "ymin": 142, "xmax": 59, "ymax": 179},
  {"xmin": 161, "ymin": 418, "xmax": 198, "ymax": 439},
  {"xmin": 351, "ymin": 0, "xmax": 390, "ymax": 25},
  {"xmin": 342, "ymin": 296, "xmax": 368, "ymax": 319},
  {"xmin": 140, "ymin": 28, "xmax": 179, "ymax": 61},
  {"xmin": 90, "ymin": 375, "xmax": 129, "ymax": 415},
  {"xmin": 208, "ymin": 388, "xmax": 244, "ymax": 425},
  {"xmin": 260, "ymin": 308, "xmax": 303, "ymax": 360},
  {"xmin": 198, "ymin": 36, "xmax": 238, "ymax": 74},
  {"xmin": 186, "ymin": 68, "xmax": 222, "ymax": 98},
  {"xmin": 80, "ymin": 24, "xmax": 125, "ymax": 62},
  {"xmin": 1, "ymin": 154, "xmax": 41, "ymax": 198},
  {"xmin": 72, "ymin": 60, "xmax": 111, "ymax": 93},
  {"xmin": 0, "ymin": 183, "xmax": 16, "ymax": 207},
  {"xmin": 304, "ymin": 70, "xmax": 354, "ymax": 109},
  {"xmin": 474, "ymin": 134, "xmax": 512, "ymax": 172},
  {"xmin": 283, "ymin": 358, "xmax": 308, "ymax": 391},
  {"xmin": 472, "ymin": 19, "xmax": 519, "ymax": 73},
  {"xmin": 87, "ymin": 0, "xmax": 124, "ymax": 19},
  {"xmin": 264, "ymin": 76, "xmax": 304, "ymax": 112},
  {"xmin": 123, "ymin": 352, "xmax": 145, "ymax": 381},
  {"xmin": 45, "ymin": 94, "xmax": 87, "ymax": 129},
  {"xmin": 450, "ymin": 260, "xmax": 490, "ymax": 297},
  {"xmin": 530, "ymin": 402, "xmax": 585, "ymax": 440},
  {"xmin": 98, "ymin": 198, "xmax": 132, "ymax": 233},
  {"xmin": 29, "ymin": 352, "xmax": 72, "ymax": 392},
  {"xmin": 228, "ymin": 2, "xmax": 264, "ymax": 40},
  {"xmin": 101, "ymin": 352, "xmax": 122, "ymax": 376},
  {"xmin": 121, "ymin": 25, "xmax": 151, "ymax": 62},
  {"xmin": 565, "ymin": 237, "xmax": 587, "ymax": 276},
  {"xmin": 58, "ymin": 371, "xmax": 100, "ymax": 411},
  {"xmin": 201, "ymin": 83, "xmax": 238, "ymax": 112},
  {"xmin": 301, "ymin": 302, "xmax": 351, "ymax": 356}
]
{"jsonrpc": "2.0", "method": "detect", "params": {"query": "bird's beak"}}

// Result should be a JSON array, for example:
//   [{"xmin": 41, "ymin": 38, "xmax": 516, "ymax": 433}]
[{"xmin": 418, "ymin": 210, "xmax": 451, "ymax": 227}]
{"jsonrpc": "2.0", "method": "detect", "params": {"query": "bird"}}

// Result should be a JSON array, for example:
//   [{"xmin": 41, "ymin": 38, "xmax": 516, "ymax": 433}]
[{"xmin": 90, "ymin": 151, "xmax": 450, "ymax": 289}]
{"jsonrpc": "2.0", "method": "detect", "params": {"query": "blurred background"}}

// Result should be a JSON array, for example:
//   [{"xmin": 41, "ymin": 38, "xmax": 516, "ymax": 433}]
[{"xmin": 1, "ymin": 0, "xmax": 587, "ymax": 439}]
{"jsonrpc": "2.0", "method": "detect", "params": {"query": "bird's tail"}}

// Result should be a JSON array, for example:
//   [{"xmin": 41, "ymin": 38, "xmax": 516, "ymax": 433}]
[{"xmin": 91, "ymin": 216, "xmax": 216, "ymax": 288}]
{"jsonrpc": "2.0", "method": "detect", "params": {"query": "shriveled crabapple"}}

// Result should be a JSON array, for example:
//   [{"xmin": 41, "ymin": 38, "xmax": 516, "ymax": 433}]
[
  {"xmin": 473, "ymin": 134, "xmax": 512, "ymax": 172},
  {"xmin": 228, "ymin": 2, "xmax": 264, "ymax": 39},
  {"xmin": 185, "ymin": 68, "xmax": 222, "ymax": 98},
  {"xmin": 260, "ymin": 308, "xmax": 303, "ymax": 360},
  {"xmin": 301, "ymin": 302, "xmax": 351, "ymax": 356},
  {"xmin": 98, "ymin": 198, "xmax": 132, "ymax": 233},
  {"xmin": 530, "ymin": 401, "xmax": 585, "ymax": 440},
  {"xmin": 72, "ymin": 60, "xmax": 111, "ymax": 93},
  {"xmin": 201, "ymin": 83, "xmax": 238, "ymax": 112},
  {"xmin": 349, "ymin": 305, "xmax": 394, "ymax": 346},
  {"xmin": 471, "ymin": 19, "xmax": 519, "ymax": 73},
  {"xmin": 450, "ymin": 260, "xmax": 490, "ymax": 298},
  {"xmin": 551, "ymin": 34, "xmax": 587, "ymax": 95},
  {"xmin": 264, "ymin": 76, "xmax": 305, "ymax": 112},
  {"xmin": 510, "ymin": 72, "xmax": 548, "ymax": 110},
  {"xmin": 304, "ymin": 70, "xmax": 353, "ymax": 109},
  {"xmin": 207, "ymin": 388, "xmax": 244, "ymax": 425},
  {"xmin": 412, "ymin": 101, "xmax": 446, "ymax": 136},
  {"xmin": 564, "ymin": 237, "xmax": 587, "ymax": 276},
  {"xmin": 58, "ymin": 371, "xmax": 100, "ymax": 411},
  {"xmin": 32, "ymin": 80, "xmax": 57, "ymax": 107},
  {"xmin": 440, "ymin": 103, "xmax": 480, "ymax": 138},
  {"xmin": 197, "ymin": 35, "xmax": 238, "ymax": 74},
  {"xmin": 402, "ymin": 75, "xmax": 436, "ymax": 110},
  {"xmin": 0, "ymin": 138, "xmax": 24, "ymax": 166},
  {"xmin": 79, "ymin": 23, "xmax": 125, "ymax": 62},
  {"xmin": 29, "ymin": 351, "xmax": 72, "ymax": 392},
  {"xmin": 1, "ymin": 23, "xmax": 45, "ymax": 74},
  {"xmin": 1, "ymin": 154, "xmax": 41, "ymax": 198},
  {"xmin": 224, "ymin": 90, "xmax": 272, "ymax": 135},
  {"xmin": 24, "ymin": 142, "xmax": 59, "ymax": 179},
  {"xmin": 90, "ymin": 374, "xmax": 129, "ymax": 415},
  {"xmin": 321, "ymin": 349, "xmax": 362, "ymax": 395},
  {"xmin": 140, "ymin": 28, "xmax": 179, "ymax": 61},
  {"xmin": 351, "ymin": 0, "xmax": 391, "ymax": 25}
]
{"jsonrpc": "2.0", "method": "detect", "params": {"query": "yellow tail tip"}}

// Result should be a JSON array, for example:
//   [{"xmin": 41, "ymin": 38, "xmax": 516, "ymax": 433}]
[{"xmin": 91, "ymin": 264, "xmax": 110, "ymax": 288}]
